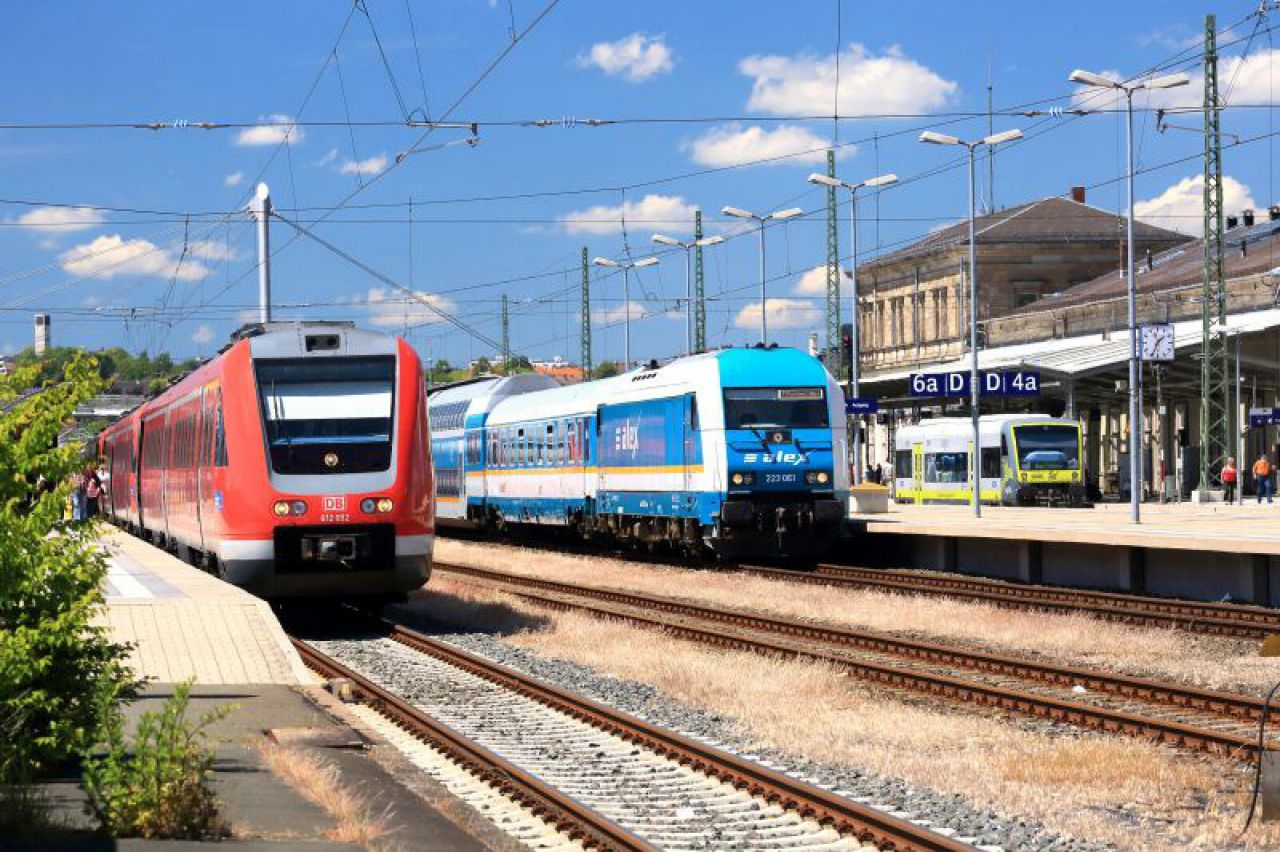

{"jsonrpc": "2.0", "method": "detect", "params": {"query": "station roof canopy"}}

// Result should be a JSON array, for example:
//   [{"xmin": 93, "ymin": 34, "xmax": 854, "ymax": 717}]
[{"xmin": 862, "ymin": 306, "xmax": 1280, "ymax": 389}]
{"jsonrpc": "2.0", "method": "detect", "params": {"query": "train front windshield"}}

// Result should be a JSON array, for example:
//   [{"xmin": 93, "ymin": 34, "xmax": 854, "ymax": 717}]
[
  {"xmin": 256, "ymin": 356, "xmax": 396, "ymax": 474},
  {"xmin": 723, "ymin": 387, "xmax": 829, "ymax": 429},
  {"xmin": 1013, "ymin": 424, "xmax": 1080, "ymax": 471}
]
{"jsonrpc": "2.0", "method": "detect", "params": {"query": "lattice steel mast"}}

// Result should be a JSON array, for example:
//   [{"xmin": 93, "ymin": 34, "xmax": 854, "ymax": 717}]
[
  {"xmin": 693, "ymin": 211, "xmax": 706, "ymax": 352},
  {"xmin": 825, "ymin": 149, "xmax": 842, "ymax": 378},
  {"xmin": 500, "ymin": 293, "xmax": 511, "ymax": 374},
  {"xmin": 1199, "ymin": 13, "xmax": 1230, "ymax": 489},
  {"xmin": 580, "ymin": 247, "xmax": 592, "ymax": 380}
]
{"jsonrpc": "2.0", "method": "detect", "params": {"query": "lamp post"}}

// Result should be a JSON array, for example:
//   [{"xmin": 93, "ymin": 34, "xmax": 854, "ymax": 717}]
[
  {"xmin": 652, "ymin": 232, "xmax": 725, "ymax": 355},
  {"xmin": 721, "ymin": 205, "xmax": 804, "ymax": 345},
  {"xmin": 591, "ymin": 255, "xmax": 659, "ymax": 369},
  {"xmin": 920, "ymin": 128, "xmax": 1023, "ymax": 518},
  {"xmin": 807, "ymin": 170, "xmax": 898, "ymax": 484},
  {"xmin": 1069, "ymin": 69, "xmax": 1189, "ymax": 523}
]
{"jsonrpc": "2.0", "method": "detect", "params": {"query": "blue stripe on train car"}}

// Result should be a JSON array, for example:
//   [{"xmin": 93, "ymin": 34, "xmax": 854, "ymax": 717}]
[
  {"xmin": 598, "ymin": 394, "xmax": 700, "ymax": 469},
  {"xmin": 486, "ymin": 495, "xmax": 588, "ymax": 525},
  {"xmin": 596, "ymin": 490, "xmax": 721, "ymax": 523}
]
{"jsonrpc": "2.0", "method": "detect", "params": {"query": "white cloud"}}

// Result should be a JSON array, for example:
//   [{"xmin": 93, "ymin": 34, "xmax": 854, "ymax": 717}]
[
  {"xmin": 339, "ymin": 154, "xmax": 388, "ymax": 176},
  {"xmin": 741, "ymin": 44, "xmax": 957, "ymax": 115},
  {"xmin": 192, "ymin": 325, "xmax": 215, "ymax": 346},
  {"xmin": 591, "ymin": 300, "xmax": 650, "ymax": 325},
  {"xmin": 363, "ymin": 286, "xmax": 455, "ymax": 327},
  {"xmin": 59, "ymin": 234, "xmax": 211, "ymax": 281},
  {"xmin": 687, "ymin": 124, "xmax": 847, "ymax": 168},
  {"xmin": 13, "ymin": 205, "xmax": 105, "ymax": 233},
  {"xmin": 559, "ymin": 193, "xmax": 697, "ymax": 235},
  {"xmin": 188, "ymin": 240, "xmax": 236, "ymax": 262},
  {"xmin": 794, "ymin": 265, "xmax": 839, "ymax": 295},
  {"xmin": 223, "ymin": 171, "xmax": 244, "ymax": 187},
  {"xmin": 733, "ymin": 298, "xmax": 821, "ymax": 331},
  {"xmin": 313, "ymin": 147, "xmax": 339, "ymax": 167},
  {"xmin": 1135, "ymin": 174, "xmax": 1257, "ymax": 237},
  {"xmin": 578, "ymin": 33, "xmax": 673, "ymax": 82},
  {"xmin": 234, "ymin": 115, "xmax": 304, "ymax": 146}
]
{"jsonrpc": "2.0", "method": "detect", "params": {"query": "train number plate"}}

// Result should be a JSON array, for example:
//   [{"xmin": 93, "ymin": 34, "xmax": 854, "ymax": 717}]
[{"xmin": 764, "ymin": 473, "xmax": 798, "ymax": 484}]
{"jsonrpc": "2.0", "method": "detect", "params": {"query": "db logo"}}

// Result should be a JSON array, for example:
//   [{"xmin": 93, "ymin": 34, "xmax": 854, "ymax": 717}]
[{"xmin": 323, "ymin": 496, "xmax": 347, "ymax": 512}]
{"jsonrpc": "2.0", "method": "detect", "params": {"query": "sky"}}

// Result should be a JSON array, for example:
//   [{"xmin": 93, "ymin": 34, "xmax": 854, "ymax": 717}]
[{"xmin": 1, "ymin": 0, "xmax": 1278, "ymax": 367}]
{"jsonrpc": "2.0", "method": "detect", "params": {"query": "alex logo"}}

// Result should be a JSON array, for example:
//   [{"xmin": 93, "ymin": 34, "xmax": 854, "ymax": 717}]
[
  {"xmin": 613, "ymin": 420, "xmax": 639, "ymax": 458},
  {"xmin": 323, "ymin": 496, "xmax": 346, "ymax": 512},
  {"xmin": 742, "ymin": 451, "xmax": 808, "ymax": 466}
]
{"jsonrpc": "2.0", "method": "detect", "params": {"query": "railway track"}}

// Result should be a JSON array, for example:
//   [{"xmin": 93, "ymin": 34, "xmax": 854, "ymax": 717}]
[
  {"xmin": 438, "ymin": 530, "xmax": 1280, "ymax": 639},
  {"xmin": 292, "ymin": 617, "xmax": 969, "ymax": 851},
  {"xmin": 433, "ymin": 561, "xmax": 1279, "ymax": 760},
  {"xmin": 737, "ymin": 563, "xmax": 1280, "ymax": 640}
]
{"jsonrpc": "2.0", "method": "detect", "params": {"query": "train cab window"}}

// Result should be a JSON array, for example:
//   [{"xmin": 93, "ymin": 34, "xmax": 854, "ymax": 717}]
[
  {"xmin": 255, "ymin": 355, "xmax": 395, "ymax": 475},
  {"xmin": 689, "ymin": 396, "xmax": 700, "ymax": 430}
]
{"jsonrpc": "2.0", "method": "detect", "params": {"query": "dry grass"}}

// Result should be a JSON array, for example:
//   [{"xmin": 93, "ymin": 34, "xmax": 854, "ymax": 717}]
[
  {"xmin": 424, "ymin": 576, "xmax": 1280, "ymax": 849},
  {"xmin": 255, "ymin": 740, "xmax": 395, "ymax": 849},
  {"xmin": 434, "ymin": 538, "xmax": 1280, "ymax": 695}
]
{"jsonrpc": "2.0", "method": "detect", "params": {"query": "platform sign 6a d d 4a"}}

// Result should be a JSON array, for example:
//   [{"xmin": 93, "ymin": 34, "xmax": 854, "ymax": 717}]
[{"xmin": 909, "ymin": 369, "xmax": 1041, "ymax": 398}]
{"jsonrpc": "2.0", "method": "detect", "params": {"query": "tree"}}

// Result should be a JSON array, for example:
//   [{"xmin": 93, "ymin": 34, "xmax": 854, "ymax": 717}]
[
  {"xmin": 0, "ymin": 354, "xmax": 137, "ymax": 790},
  {"xmin": 593, "ymin": 360, "xmax": 621, "ymax": 379}
]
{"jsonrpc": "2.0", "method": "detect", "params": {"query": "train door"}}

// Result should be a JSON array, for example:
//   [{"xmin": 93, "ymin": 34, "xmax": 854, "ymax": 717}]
[
  {"xmin": 911, "ymin": 443, "xmax": 924, "ymax": 505},
  {"xmin": 136, "ymin": 418, "xmax": 148, "ymax": 532},
  {"xmin": 681, "ymin": 395, "xmax": 695, "ymax": 494}
]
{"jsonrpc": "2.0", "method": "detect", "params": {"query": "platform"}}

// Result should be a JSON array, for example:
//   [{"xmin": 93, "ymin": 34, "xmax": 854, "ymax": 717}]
[
  {"xmin": 848, "ymin": 502, "xmax": 1280, "ymax": 604},
  {"xmin": 100, "ymin": 529, "xmax": 313, "ymax": 685}
]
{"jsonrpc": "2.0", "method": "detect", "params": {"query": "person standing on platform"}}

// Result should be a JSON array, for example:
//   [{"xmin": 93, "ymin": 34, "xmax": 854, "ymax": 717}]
[
  {"xmin": 84, "ymin": 467, "xmax": 102, "ymax": 517},
  {"xmin": 1222, "ymin": 457, "xmax": 1238, "ymax": 504},
  {"xmin": 1253, "ymin": 454, "xmax": 1273, "ymax": 504}
]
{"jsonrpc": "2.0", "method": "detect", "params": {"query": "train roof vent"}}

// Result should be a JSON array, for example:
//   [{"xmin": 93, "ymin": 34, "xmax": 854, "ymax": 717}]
[{"xmin": 305, "ymin": 332, "xmax": 341, "ymax": 352}]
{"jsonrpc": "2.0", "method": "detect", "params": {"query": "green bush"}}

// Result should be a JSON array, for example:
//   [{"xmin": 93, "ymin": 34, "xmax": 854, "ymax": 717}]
[
  {"xmin": 0, "ymin": 353, "xmax": 137, "ymax": 780},
  {"xmin": 83, "ymin": 682, "xmax": 231, "ymax": 839}
]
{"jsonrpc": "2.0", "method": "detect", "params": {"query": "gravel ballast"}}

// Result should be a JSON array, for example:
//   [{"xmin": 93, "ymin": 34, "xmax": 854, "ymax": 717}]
[{"xmin": 387, "ymin": 604, "xmax": 1110, "ymax": 852}]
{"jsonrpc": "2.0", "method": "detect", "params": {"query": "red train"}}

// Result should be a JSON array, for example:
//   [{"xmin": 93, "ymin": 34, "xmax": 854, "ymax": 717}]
[{"xmin": 98, "ymin": 321, "xmax": 434, "ymax": 597}]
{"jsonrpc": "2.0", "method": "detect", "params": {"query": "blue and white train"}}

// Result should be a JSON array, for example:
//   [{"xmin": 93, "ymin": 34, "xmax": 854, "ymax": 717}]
[{"xmin": 427, "ymin": 347, "xmax": 849, "ymax": 558}]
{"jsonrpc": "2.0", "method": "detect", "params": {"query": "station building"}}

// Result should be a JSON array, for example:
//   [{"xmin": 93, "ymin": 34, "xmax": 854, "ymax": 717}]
[{"xmin": 855, "ymin": 195, "xmax": 1280, "ymax": 501}]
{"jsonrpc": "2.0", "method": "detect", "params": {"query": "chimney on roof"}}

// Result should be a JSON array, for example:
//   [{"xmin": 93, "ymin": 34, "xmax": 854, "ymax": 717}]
[
  {"xmin": 1069, "ymin": 186, "xmax": 1086, "ymax": 204},
  {"xmin": 1227, "ymin": 214, "xmax": 1239, "ymax": 229},
  {"xmin": 1243, "ymin": 208, "xmax": 1256, "ymax": 227},
  {"xmin": 1270, "ymin": 204, "xmax": 1280, "ymax": 221}
]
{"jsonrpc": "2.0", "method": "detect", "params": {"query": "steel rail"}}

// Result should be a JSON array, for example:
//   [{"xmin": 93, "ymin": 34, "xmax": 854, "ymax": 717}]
[
  {"xmin": 434, "ymin": 562, "xmax": 1273, "ymax": 758},
  {"xmin": 795, "ymin": 564, "xmax": 1279, "ymax": 639},
  {"xmin": 290, "ymin": 637, "xmax": 654, "ymax": 851},
  {"xmin": 371, "ymin": 618, "xmax": 970, "ymax": 851}
]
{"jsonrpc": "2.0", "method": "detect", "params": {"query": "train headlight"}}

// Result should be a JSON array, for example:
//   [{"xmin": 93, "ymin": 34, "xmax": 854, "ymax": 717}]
[
  {"xmin": 376, "ymin": 497, "xmax": 394, "ymax": 513},
  {"xmin": 731, "ymin": 472, "xmax": 755, "ymax": 486},
  {"xmin": 731, "ymin": 473, "xmax": 743, "ymax": 485},
  {"xmin": 291, "ymin": 500, "xmax": 307, "ymax": 516},
  {"xmin": 817, "ymin": 471, "xmax": 830, "ymax": 484},
  {"xmin": 804, "ymin": 471, "xmax": 831, "ymax": 485},
  {"xmin": 272, "ymin": 500, "xmax": 291, "ymax": 517},
  {"xmin": 1019, "ymin": 472, "xmax": 1029, "ymax": 483},
  {"xmin": 360, "ymin": 498, "xmax": 377, "ymax": 514}
]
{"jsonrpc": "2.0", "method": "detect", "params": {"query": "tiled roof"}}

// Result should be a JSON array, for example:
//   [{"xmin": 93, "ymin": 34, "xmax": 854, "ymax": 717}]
[
  {"xmin": 1001, "ymin": 216, "xmax": 1280, "ymax": 316},
  {"xmin": 864, "ymin": 196, "xmax": 1189, "ymax": 268}
]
